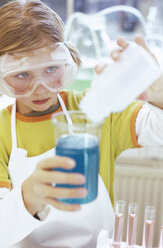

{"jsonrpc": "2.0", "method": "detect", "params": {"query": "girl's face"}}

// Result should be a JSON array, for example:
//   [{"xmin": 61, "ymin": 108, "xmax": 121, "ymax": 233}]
[
  {"xmin": 0, "ymin": 42, "xmax": 78, "ymax": 115},
  {"xmin": 14, "ymin": 45, "xmax": 62, "ymax": 115},
  {"xmin": 16, "ymin": 86, "xmax": 59, "ymax": 115}
]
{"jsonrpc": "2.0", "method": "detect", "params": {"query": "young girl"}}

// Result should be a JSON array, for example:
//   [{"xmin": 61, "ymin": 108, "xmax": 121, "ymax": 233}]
[{"xmin": 0, "ymin": 1, "xmax": 162, "ymax": 247}]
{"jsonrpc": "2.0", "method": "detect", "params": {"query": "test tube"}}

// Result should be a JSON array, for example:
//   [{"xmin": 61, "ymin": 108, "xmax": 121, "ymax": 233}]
[
  {"xmin": 159, "ymin": 215, "xmax": 163, "ymax": 248},
  {"xmin": 126, "ymin": 202, "xmax": 138, "ymax": 248},
  {"xmin": 142, "ymin": 206, "xmax": 155, "ymax": 248},
  {"xmin": 112, "ymin": 200, "xmax": 126, "ymax": 248}
]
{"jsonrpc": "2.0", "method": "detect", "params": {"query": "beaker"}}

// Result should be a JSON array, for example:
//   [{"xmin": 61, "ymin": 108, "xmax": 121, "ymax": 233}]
[{"xmin": 52, "ymin": 110, "xmax": 101, "ymax": 204}]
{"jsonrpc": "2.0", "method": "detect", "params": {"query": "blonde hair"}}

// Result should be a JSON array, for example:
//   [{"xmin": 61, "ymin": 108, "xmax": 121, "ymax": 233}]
[{"xmin": 0, "ymin": 0, "xmax": 81, "ymax": 66}]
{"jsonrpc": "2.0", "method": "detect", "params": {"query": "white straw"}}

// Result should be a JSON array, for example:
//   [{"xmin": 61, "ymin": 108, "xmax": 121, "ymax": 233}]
[{"xmin": 57, "ymin": 93, "xmax": 74, "ymax": 135}]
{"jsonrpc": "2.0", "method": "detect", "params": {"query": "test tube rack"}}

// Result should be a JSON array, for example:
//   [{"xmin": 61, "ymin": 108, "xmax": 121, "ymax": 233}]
[{"xmin": 96, "ymin": 201, "xmax": 163, "ymax": 248}]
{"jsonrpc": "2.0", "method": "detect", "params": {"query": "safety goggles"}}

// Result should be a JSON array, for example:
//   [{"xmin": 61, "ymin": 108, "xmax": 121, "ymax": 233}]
[{"xmin": 0, "ymin": 43, "xmax": 78, "ymax": 98}]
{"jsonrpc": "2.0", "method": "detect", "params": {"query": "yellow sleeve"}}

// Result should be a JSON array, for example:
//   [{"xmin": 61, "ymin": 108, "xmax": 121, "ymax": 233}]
[
  {"xmin": 0, "ymin": 108, "xmax": 12, "ymax": 189},
  {"xmin": 110, "ymin": 101, "xmax": 144, "ymax": 158},
  {"xmin": 99, "ymin": 101, "xmax": 144, "ymax": 206},
  {"xmin": 0, "ymin": 140, "xmax": 12, "ymax": 188}
]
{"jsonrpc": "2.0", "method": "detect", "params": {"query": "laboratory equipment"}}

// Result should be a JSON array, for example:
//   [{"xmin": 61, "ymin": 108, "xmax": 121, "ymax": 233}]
[
  {"xmin": 112, "ymin": 200, "xmax": 126, "ymax": 247},
  {"xmin": 142, "ymin": 206, "xmax": 155, "ymax": 248},
  {"xmin": 126, "ymin": 202, "xmax": 139, "ymax": 247},
  {"xmin": 145, "ymin": 0, "xmax": 163, "ymax": 68},
  {"xmin": 65, "ymin": 5, "xmax": 146, "ymax": 82},
  {"xmin": 65, "ymin": 3, "xmax": 163, "ymax": 94},
  {"xmin": 146, "ymin": 0, "xmax": 163, "ymax": 37},
  {"xmin": 52, "ymin": 110, "xmax": 100, "ymax": 204},
  {"xmin": 96, "ymin": 203, "xmax": 159, "ymax": 248}
]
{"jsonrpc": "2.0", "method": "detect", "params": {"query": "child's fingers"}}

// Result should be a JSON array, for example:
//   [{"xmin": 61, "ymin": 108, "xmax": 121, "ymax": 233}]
[
  {"xmin": 110, "ymin": 49, "xmax": 121, "ymax": 61},
  {"xmin": 134, "ymin": 35, "xmax": 149, "ymax": 51},
  {"xmin": 37, "ymin": 156, "xmax": 75, "ymax": 170},
  {"xmin": 136, "ymin": 92, "xmax": 148, "ymax": 101},
  {"xmin": 95, "ymin": 63, "xmax": 107, "ymax": 74},
  {"xmin": 95, "ymin": 48, "xmax": 123, "ymax": 73},
  {"xmin": 134, "ymin": 34, "xmax": 159, "ymax": 64},
  {"xmin": 116, "ymin": 38, "xmax": 129, "ymax": 50},
  {"xmin": 95, "ymin": 53, "xmax": 121, "ymax": 73},
  {"xmin": 96, "ymin": 35, "xmax": 159, "ymax": 74}
]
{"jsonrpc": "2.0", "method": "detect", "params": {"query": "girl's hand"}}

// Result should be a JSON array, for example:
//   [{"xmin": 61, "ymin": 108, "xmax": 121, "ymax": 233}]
[
  {"xmin": 111, "ymin": 35, "xmax": 158, "ymax": 63},
  {"xmin": 95, "ymin": 35, "xmax": 146, "ymax": 73},
  {"xmin": 116, "ymin": 36, "xmax": 163, "ymax": 106},
  {"xmin": 22, "ymin": 156, "xmax": 87, "ymax": 216},
  {"xmin": 95, "ymin": 35, "xmax": 162, "ymax": 102}
]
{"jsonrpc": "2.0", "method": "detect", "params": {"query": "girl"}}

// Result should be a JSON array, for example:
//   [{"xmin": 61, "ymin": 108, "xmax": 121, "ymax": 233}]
[{"xmin": 0, "ymin": 0, "xmax": 162, "ymax": 247}]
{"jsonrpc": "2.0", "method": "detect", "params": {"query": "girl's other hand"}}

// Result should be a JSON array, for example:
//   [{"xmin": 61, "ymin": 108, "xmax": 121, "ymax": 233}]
[
  {"xmin": 95, "ymin": 35, "xmax": 160, "ymax": 101},
  {"xmin": 95, "ymin": 35, "xmax": 157, "ymax": 72}
]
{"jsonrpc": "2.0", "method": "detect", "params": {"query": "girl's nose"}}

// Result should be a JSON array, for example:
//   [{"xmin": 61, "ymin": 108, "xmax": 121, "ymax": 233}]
[{"xmin": 33, "ymin": 82, "xmax": 48, "ymax": 94}]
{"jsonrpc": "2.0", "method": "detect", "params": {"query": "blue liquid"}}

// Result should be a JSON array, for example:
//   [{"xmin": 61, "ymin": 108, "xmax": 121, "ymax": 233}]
[{"xmin": 55, "ymin": 133, "xmax": 99, "ymax": 204}]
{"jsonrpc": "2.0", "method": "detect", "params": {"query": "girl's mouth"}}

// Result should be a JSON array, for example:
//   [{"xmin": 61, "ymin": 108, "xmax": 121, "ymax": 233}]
[{"xmin": 32, "ymin": 98, "xmax": 50, "ymax": 105}]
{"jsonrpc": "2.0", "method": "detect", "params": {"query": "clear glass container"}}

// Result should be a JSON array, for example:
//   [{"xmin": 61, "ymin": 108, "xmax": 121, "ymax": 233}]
[
  {"xmin": 65, "ymin": 5, "xmax": 146, "ymax": 82},
  {"xmin": 126, "ymin": 202, "xmax": 139, "ymax": 247},
  {"xmin": 112, "ymin": 200, "xmax": 126, "ymax": 247},
  {"xmin": 142, "ymin": 206, "xmax": 155, "ymax": 248}
]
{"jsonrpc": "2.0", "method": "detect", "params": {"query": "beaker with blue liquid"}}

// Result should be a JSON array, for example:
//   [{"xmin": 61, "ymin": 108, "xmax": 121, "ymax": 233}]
[{"xmin": 52, "ymin": 110, "xmax": 101, "ymax": 204}]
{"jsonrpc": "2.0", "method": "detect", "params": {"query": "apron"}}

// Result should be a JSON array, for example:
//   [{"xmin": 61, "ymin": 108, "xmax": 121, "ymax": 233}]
[{"xmin": 8, "ymin": 95, "xmax": 115, "ymax": 248}]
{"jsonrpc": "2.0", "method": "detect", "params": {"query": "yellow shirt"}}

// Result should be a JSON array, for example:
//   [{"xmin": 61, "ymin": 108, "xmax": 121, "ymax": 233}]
[{"xmin": 0, "ymin": 90, "xmax": 143, "ymax": 205}]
